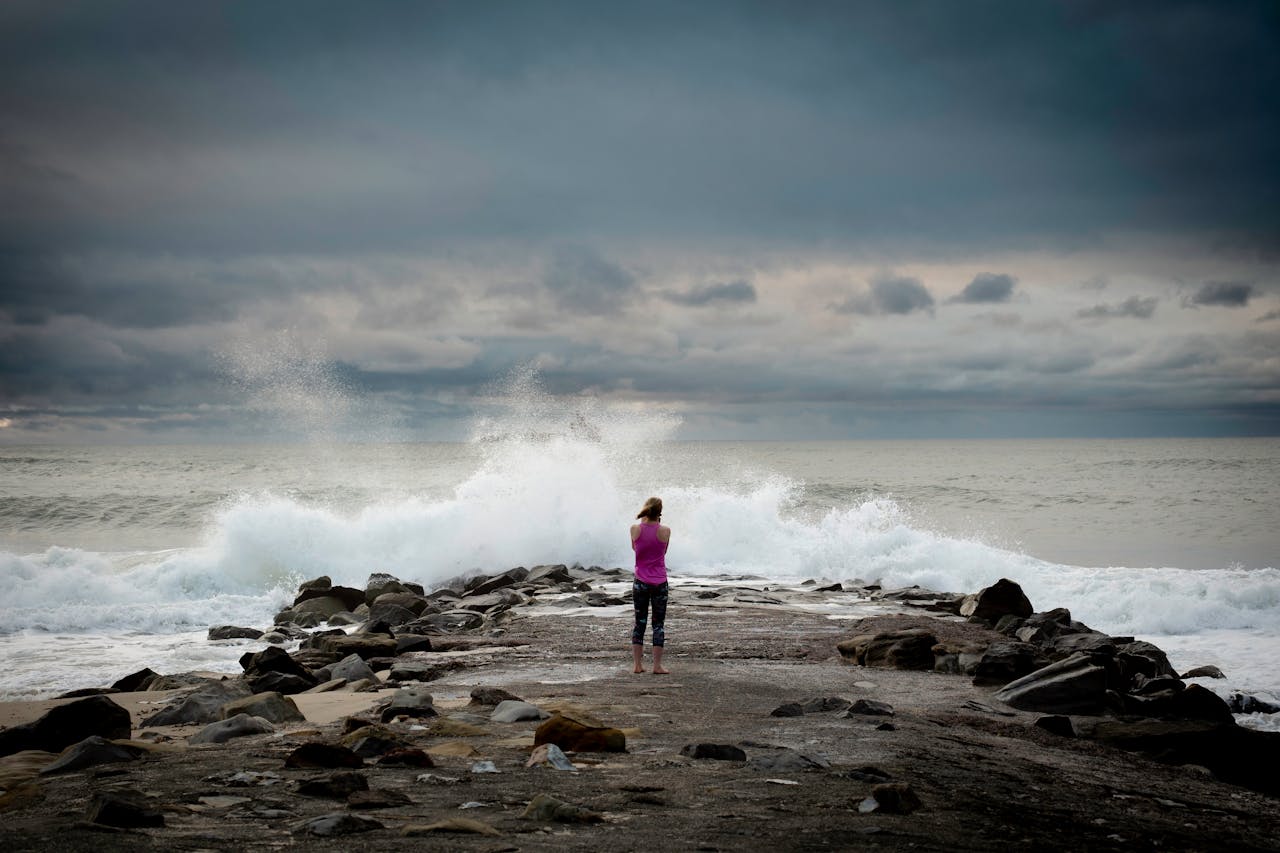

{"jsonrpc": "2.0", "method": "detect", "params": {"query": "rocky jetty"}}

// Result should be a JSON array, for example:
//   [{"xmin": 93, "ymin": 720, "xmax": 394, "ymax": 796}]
[{"xmin": 1, "ymin": 567, "xmax": 1277, "ymax": 852}]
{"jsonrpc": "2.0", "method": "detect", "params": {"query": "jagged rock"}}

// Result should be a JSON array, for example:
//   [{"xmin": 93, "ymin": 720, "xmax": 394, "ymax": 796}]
[
  {"xmin": 298, "ymin": 575, "xmax": 332, "ymax": 593},
  {"xmin": 372, "ymin": 591, "xmax": 431, "ymax": 615},
  {"xmin": 534, "ymin": 713, "xmax": 626, "ymax": 752},
  {"xmin": 285, "ymin": 742, "xmax": 364, "ymax": 769},
  {"xmin": 1117, "ymin": 640, "xmax": 1179, "ymax": 683},
  {"xmin": 467, "ymin": 567, "xmax": 530, "ymax": 596},
  {"xmin": 329, "ymin": 653, "xmax": 378, "ymax": 684},
  {"xmin": 326, "ymin": 612, "xmax": 362, "ymax": 626},
  {"xmin": 846, "ymin": 699, "xmax": 894, "ymax": 717},
  {"xmin": 837, "ymin": 629, "xmax": 938, "ymax": 670},
  {"xmin": 420, "ymin": 610, "xmax": 485, "ymax": 632},
  {"xmin": 142, "ymin": 681, "xmax": 252, "ymax": 727},
  {"xmin": 932, "ymin": 642, "xmax": 988, "ymax": 675},
  {"xmin": 111, "ymin": 668, "xmax": 160, "ymax": 692},
  {"xmin": 365, "ymin": 573, "xmax": 411, "ymax": 603},
  {"xmin": 993, "ymin": 652, "xmax": 1113, "ymax": 714},
  {"xmin": 379, "ymin": 688, "xmax": 437, "ymax": 723},
  {"xmin": 526, "ymin": 743, "xmax": 577, "ymax": 770},
  {"xmin": 959, "ymin": 578, "xmax": 1033, "ymax": 624},
  {"xmin": 190, "ymin": 713, "xmax": 275, "ymax": 744},
  {"xmin": 994, "ymin": 614, "xmax": 1025, "ymax": 635},
  {"xmin": 1180, "ymin": 665, "xmax": 1226, "ymax": 680},
  {"xmin": 293, "ymin": 812, "xmax": 383, "ymax": 836},
  {"xmin": 525, "ymin": 564, "xmax": 573, "ymax": 585},
  {"xmin": 349, "ymin": 734, "xmax": 407, "ymax": 758},
  {"xmin": 972, "ymin": 641, "xmax": 1050, "ymax": 686},
  {"xmin": 297, "ymin": 770, "xmax": 368, "ymax": 798},
  {"xmin": 403, "ymin": 817, "xmax": 502, "ymax": 836},
  {"xmin": 520, "ymin": 793, "xmax": 603, "ymax": 823},
  {"xmin": 249, "ymin": 671, "xmax": 316, "ymax": 696},
  {"xmin": 680, "ymin": 743, "xmax": 746, "ymax": 761},
  {"xmin": 1228, "ymin": 692, "xmax": 1280, "ymax": 714},
  {"xmin": 491, "ymin": 700, "xmax": 549, "ymax": 723},
  {"xmin": 87, "ymin": 789, "xmax": 164, "ymax": 827},
  {"xmin": 1121, "ymin": 683, "xmax": 1235, "ymax": 723},
  {"xmin": 469, "ymin": 686, "xmax": 523, "ymax": 706},
  {"xmin": 395, "ymin": 634, "xmax": 434, "ymax": 654},
  {"xmin": 221, "ymin": 691, "xmax": 305, "ymax": 724},
  {"xmin": 208, "ymin": 625, "xmax": 265, "ymax": 641},
  {"xmin": 39, "ymin": 736, "xmax": 145, "ymax": 775},
  {"xmin": 294, "ymin": 596, "xmax": 352, "ymax": 620},
  {"xmin": 1034, "ymin": 715, "xmax": 1075, "ymax": 737},
  {"xmin": 367, "ymin": 602, "xmax": 419, "ymax": 627},
  {"xmin": 240, "ymin": 645, "xmax": 316, "ymax": 683},
  {"xmin": 1048, "ymin": 632, "xmax": 1117, "ymax": 658},
  {"xmin": 1132, "ymin": 674, "xmax": 1185, "ymax": 695},
  {"xmin": 0, "ymin": 695, "xmax": 132, "ymax": 757}
]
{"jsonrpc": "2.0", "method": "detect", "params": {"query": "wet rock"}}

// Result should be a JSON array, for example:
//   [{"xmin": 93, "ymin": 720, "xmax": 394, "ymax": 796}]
[
  {"xmin": 110, "ymin": 668, "xmax": 160, "ymax": 692},
  {"xmin": 1048, "ymin": 632, "xmax": 1117, "ymax": 658},
  {"xmin": 284, "ymin": 742, "xmax": 364, "ymax": 769},
  {"xmin": 298, "ymin": 575, "xmax": 332, "ymax": 593},
  {"xmin": 395, "ymin": 634, "xmax": 434, "ymax": 654},
  {"xmin": 297, "ymin": 770, "xmax": 368, "ymax": 798},
  {"xmin": 348, "ymin": 734, "xmax": 408, "ymax": 758},
  {"xmin": 860, "ymin": 782, "xmax": 921, "ymax": 814},
  {"xmin": 316, "ymin": 634, "xmax": 397, "ymax": 659},
  {"xmin": 239, "ymin": 645, "xmax": 316, "ymax": 684},
  {"xmin": 469, "ymin": 686, "xmax": 523, "ymax": 706},
  {"xmin": 348, "ymin": 788, "xmax": 412, "ymax": 809},
  {"xmin": 1131, "ymin": 674, "xmax": 1185, "ymax": 696},
  {"xmin": 376, "ymin": 748, "xmax": 434, "ymax": 767},
  {"xmin": 467, "ymin": 566, "xmax": 530, "ymax": 596},
  {"xmin": 770, "ymin": 702, "xmax": 804, "ymax": 717},
  {"xmin": 295, "ymin": 584, "xmax": 365, "ymax": 612},
  {"xmin": 294, "ymin": 596, "xmax": 354, "ymax": 620},
  {"xmin": 993, "ymin": 652, "xmax": 1112, "ymax": 714},
  {"xmin": 220, "ymin": 691, "xmax": 305, "ymax": 724},
  {"xmin": 1118, "ymin": 640, "xmax": 1179, "ymax": 684},
  {"xmin": 293, "ymin": 812, "xmax": 383, "ymax": 836},
  {"xmin": 1121, "ymin": 683, "xmax": 1235, "ymax": 723},
  {"xmin": 491, "ymin": 700, "xmax": 549, "ymax": 723},
  {"xmin": 1181, "ymin": 665, "xmax": 1226, "ymax": 680},
  {"xmin": 971, "ymin": 641, "xmax": 1050, "ymax": 687},
  {"xmin": 837, "ymin": 629, "xmax": 938, "ymax": 670},
  {"xmin": 803, "ymin": 696, "xmax": 853, "ymax": 713},
  {"xmin": 1227, "ymin": 692, "xmax": 1280, "ymax": 714},
  {"xmin": 680, "ymin": 743, "xmax": 747, "ymax": 761},
  {"xmin": 959, "ymin": 578, "xmax": 1033, "ymax": 625},
  {"xmin": 1034, "ymin": 715, "xmax": 1076, "ymax": 737},
  {"xmin": 248, "ymin": 672, "xmax": 316, "ymax": 696},
  {"xmin": 846, "ymin": 699, "xmax": 894, "ymax": 717},
  {"xmin": 190, "ymin": 713, "xmax": 275, "ymax": 745},
  {"xmin": 86, "ymin": 789, "xmax": 164, "ymax": 828},
  {"xmin": 57, "ymin": 687, "xmax": 120, "ymax": 698},
  {"xmin": 367, "ymin": 601, "xmax": 419, "ymax": 627},
  {"xmin": 421, "ymin": 610, "xmax": 486, "ymax": 632},
  {"xmin": 380, "ymin": 688, "xmax": 438, "ymax": 723},
  {"xmin": 526, "ymin": 564, "xmax": 574, "ymax": 585},
  {"xmin": 39, "ymin": 736, "xmax": 145, "ymax": 775},
  {"xmin": 520, "ymin": 793, "xmax": 603, "ymax": 823},
  {"xmin": 388, "ymin": 660, "xmax": 461, "ymax": 682},
  {"xmin": 372, "ymin": 591, "xmax": 431, "ymax": 615},
  {"xmin": 534, "ymin": 713, "xmax": 626, "ymax": 752},
  {"xmin": 470, "ymin": 760, "xmax": 499, "ymax": 773},
  {"xmin": 932, "ymin": 642, "xmax": 988, "ymax": 675},
  {"xmin": 0, "ymin": 695, "xmax": 133, "ymax": 757},
  {"xmin": 208, "ymin": 625, "xmax": 265, "ymax": 641},
  {"xmin": 994, "ymin": 614, "xmax": 1025, "ymax": 635},
  {"xmin": 403, "ymin": 817, "xmax": 502, "ymax": 836},
  {"xmin": 365, "ymin": 572, "xmax": 412, "ymax": 603}
]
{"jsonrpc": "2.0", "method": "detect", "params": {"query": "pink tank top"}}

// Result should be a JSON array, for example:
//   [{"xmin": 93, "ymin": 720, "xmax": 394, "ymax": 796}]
[{"xmin": 632, "ymin": 523, "xmax": 668, "ymax": 585}]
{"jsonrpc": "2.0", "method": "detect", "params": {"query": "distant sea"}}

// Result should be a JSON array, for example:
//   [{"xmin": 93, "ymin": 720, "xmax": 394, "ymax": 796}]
[{"xmin": 2, "ymin": 429, "xmax": 1277, "ymax": 729}]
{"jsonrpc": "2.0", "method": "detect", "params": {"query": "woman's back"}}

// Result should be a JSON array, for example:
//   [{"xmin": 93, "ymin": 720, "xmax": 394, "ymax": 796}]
[{"xmin": 632, "ymin": 522, "xmax": 669, "ymax": 584}]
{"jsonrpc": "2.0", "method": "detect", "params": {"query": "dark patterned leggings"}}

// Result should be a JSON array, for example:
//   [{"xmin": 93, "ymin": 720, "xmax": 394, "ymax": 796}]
[{"xmin": 631, "ymin": 580, "xmax": 668, "ymax": 647}]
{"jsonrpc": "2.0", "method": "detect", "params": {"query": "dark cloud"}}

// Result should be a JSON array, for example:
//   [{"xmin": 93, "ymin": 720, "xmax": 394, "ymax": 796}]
[
  {"xmin": 1257, "ymin": 309, "xmax": 1280, "ymax": 323},
  {"xmin": 660, "ymin": 280, "xmax": 757, "ymax": 307},
  {"xmin": 1185, "ymin": 281, "xmax": 1254, "ymax": 307},
  {"xmin": 1077, "ymin": 295, "xmax": 1159, "ymax": 319},
  {"xmin": 542, "ymin": 246, "xmax": 636, "ymax": 315},
  {"xmin": 951, "ymin": 272, "xmax": 1017, "ymax": 304}
]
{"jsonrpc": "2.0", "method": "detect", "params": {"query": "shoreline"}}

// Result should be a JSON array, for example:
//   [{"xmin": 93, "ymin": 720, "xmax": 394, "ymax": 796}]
[{"xmin": 2, "ymin": 570, "xmax": 1278, "ymax": 851}]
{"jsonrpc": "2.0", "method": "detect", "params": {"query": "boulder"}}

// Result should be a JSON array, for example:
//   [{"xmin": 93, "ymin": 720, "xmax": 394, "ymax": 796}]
[
  {"xmin": 293, "ymin": 596, "xmax": 352, "ymax": 620},
  {"xmin": 315, "ymin": 635, "xmax": 397, "ymax": 660},
  {"xmin": 837, "ymin": 629, "xmax": 938, "ymax": 670},
  {"xmin": 0, "ymin": 695, "xmax": 132, "ymax": 757},
  {"xmin": 1227, "ymin": 692, "xmax": 1280, "ymax": 714},
  {"xmin": 395, "ymin": 634, "xmax": 434, "ymax": 654},
  {"xmin": 993, "ymin": 652, "xmax": 1113, "ymax": 714},
  {"xmin": 220, "ymin": 691, "xmax": 306, "ymax": 724},
  {"xmin": 1034, "ymin": 715, "xmax": 1075, "ymax": 737},
  {"xmin": 466, "ymin": 567, "xmax": 530, "ymax": 596},
  {"xmin": 379, "ymin": 688, "xmax": 437, "ymax": 723},
  {"xmin": 329, "ymin": 653, "xmax": 378, "ymax": 684},
  {"xmin": 959, "ymin": 578, "xmax": 1033, "ymax": 624},
  {"xmin": 1047, "ymin": 632, "xmax": 1117, "ymax": 659},
  {"xmin": 534, "ymin": 713, "xmax": 626, "ymax": 752},
  {"xmin": 490, "ymin": 700, "xmax": 549, "ymax": 723},
  {"xmin": 297, "ymin": 770, "xmax": 368, "ymax": 798},
  {"xmin": 295, "ymin": 584, "xmax": 366, "ymax": 612},
  {"xmin": 293, "ymin": 812, "xmax": 383, "ymax": 837},
  {"xmin": 87, "ymin": 789, "xmax": 164, "ymax": 828},
  {"xmin": 239, "ymin": 645, "xmax": 316, "ymax": 683},
  {"xmin": 802, "ymin": 696, "xmax": 853, "ymax": 713},
  {"xmin": 111, "ymin": 668, "xmax": 160, "ymax": 692},
  {"xmin": 520, "ymin": 793, "xmax": 602, "ymax": 823},
  {"xmin": 372, "ymin": 591, "xmax": 431, "ymax": 615},
  {"xmin": 1120, "ymin": 683, "xmax": 1234, "ymax": 723},
  {"xmin": 39, "ymin": 735, "xmax": 146, "ymax": 775},
  {"xmin": 189, "ymin": 714, "xmax": 275, "ymax": 744},
  {"xmin": 971, "ymin": 641, "xmax": 1050, "ymax": 687},
  {"xmin": 1117, "ymin": 640, "xmax": 1179, "ymax": 683},
  {"xmin": 298, "ymin": 575, "xmax": 332, "ymax": 593},
  {"xmin": 365, "ymin": 573, "xmax": 411, "ymax": 604},
  {"xmin": 420, "ymin": 610, "xmax": 485, "ymax": 632},
  {"xmin": 862, "ymin": 782, "xmax": 921, "ymax": 814},
  {"xmin": 367, "ymin": 602, "xmax": 420, "ymax": 627},
  {"xmin": 469, "ymin": 687, "xmax": 522, "ymax": 706},
  {"xmin": 142, "ymin": 680, "xmax": 252, "ymax": 726},
  {"xmin": 1181, "ymin": 665, "xmax": 1226, "ymax": 680},
  {"xmin": 208, "ymin": 625, "xmax": 265, "ymax": 641},
  {"xmin": 525, "ymin": 564, "xmax": 573, "ymax": 585},
  {"xmin": 845, "ymin": 699, "xmax": 894, "ymax": 717},
  {"xmin": 249, "ymin": 671, "xmax": 317, "ymax": 696},
  {"xmin": 285, "ymin": 742, "xmax": 365, "ymax": 769}
]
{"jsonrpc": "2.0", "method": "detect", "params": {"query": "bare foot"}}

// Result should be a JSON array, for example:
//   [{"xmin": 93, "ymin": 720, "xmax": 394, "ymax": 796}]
[
  {"xmin": 633, "ymin": 667, "xmax": 646, "ymax": 673},
  {"xmin": 652, "ymin": 666, "xmax": 670, "ymax": 675}
]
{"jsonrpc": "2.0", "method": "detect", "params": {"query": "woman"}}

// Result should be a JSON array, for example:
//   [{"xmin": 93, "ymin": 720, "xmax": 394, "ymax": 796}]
[{"xmin": 630, "ymin": 496, "xmax": 671, "ymax": 674}]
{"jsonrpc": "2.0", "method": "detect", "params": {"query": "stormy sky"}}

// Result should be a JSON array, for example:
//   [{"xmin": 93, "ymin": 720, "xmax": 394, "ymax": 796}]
[{"xmin": 2, "ymin": 0, "xmax": 1278, "ymax": 441}]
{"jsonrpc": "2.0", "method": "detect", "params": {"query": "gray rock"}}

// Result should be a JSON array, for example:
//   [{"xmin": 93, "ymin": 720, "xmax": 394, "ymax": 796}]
[
  {"xmin": 380, "ymin": 688, "xmax": 437, "ymax": 723},
  {"xmin": 802, "ymin": 696, "xmax": 853, "ymax": 713},
  {"xmin": 297, "ymin": 771, "xmax": 368, "ymax": 798},
  {"xmin": 87, "ymin": 789, "xmax": 164, "ymax": 827},
  {"xmin": 520, "ymin": 793, "xmax": 602, "ymax": 823},
  {"xmin": 959, "ymin": 578, "xmax": 1033, "ymax": 624},
  {"xmin": 421, "ymin": 610, "xmax": 485, "ymax": 632},
  {"xmin": 1228, "ymin": 692, "xmax": 1280, "ymax": 714},
  {"xmin": 110, "ymin": 668, "xmax": 160, "ymax": 692},
  {"xmin": 972, "ymin": 641, "xmax": 1050, "ymax": 686},
  {"xmin": 295, "ymin": 584, "xmax": 365, "ymax": 611},
  {"xmin": 329, "ymin": 653, "xmax": 378, "ymax": 683},
  {"xmin": 469, "ymin": 686, "xmax": 522, "ymax": 706},
  {"xmin": 220, "ymin": 691, "xmax": 305, "ymax": 724},
  {"xmin": 770, "ymin": 702, "xmax": 804, "ymax": 717},
  {"xmin": 836, "ymin": 628, "xmax": 938, "ymax": 670},
  {"xmin": 680, "ymin": 743, "xmax": 746, "ymax": 761},
  {"xmin": 293, "ymin": 812, "xmax": 383, "ymax": 836},
  {"xmin": 395, "ymin": 634, "xmax": 434, "ymax": 654},
  {"xmin": 40, "ymin": 735, "xmax": 145, "ymax": 775},
  {"xmin": 490, "ymin": 700, "xmax": 549, "ymax": 723},
  {"xmin": 1180, "ymin": 665, "xmax": 1226, "ymax": 680},
  {"xmin": 367, "ymin": 601, "xmax": 420, "ymax": 627},
  {"xmin": 846, "ymin": 699, "xmax": 894, "ymax": 717},
  {"xmin": 297, "ymin": 575, "xmax": 332, "ymax": 593},
  {"xmin": 294, "ymin": 596, "xmax": 351, "ymax": 620},
  {"xmin": 208, "ymin": 625, "xmax": 265, "ymax": 641},
  {"xmin": 467, "ymin": 567, "xmax": 530, "ymax": 596},
  {"xmin": 993, "ymin": 652, "xmax": 1111, "ymax": 714},
  {"xmin": 525, "ymin": 564, "xmax": 573, "ymax": 585},
  {"xmin": 0, "ymin": 695, "xmax": 133, "ymax": 757},
  {"xmin": 745, "ymin": 748, "xmax": 830, "ymax": 771},
  {"xmin": 365, "ymin": 572, "xmax": 411, "ymax": 603},
  {"xmin": 249, "ymin": 671, "xmax": 316, "ymax": 696},
  {"xmin": 190, "ymin": 713, "xmax": 276, "ymax": 744}
]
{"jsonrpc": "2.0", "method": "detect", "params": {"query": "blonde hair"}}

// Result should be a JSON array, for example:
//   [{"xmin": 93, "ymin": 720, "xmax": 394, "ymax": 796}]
[{"xmin": 636, "ymin": 496, "xmax": 663, "ymax": 521}]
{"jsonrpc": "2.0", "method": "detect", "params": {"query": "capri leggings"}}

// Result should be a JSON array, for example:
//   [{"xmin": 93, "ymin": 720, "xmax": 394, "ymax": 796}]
[{"xmin": 631, "ymin": 579, "xmax": 668, "ymax": 647}]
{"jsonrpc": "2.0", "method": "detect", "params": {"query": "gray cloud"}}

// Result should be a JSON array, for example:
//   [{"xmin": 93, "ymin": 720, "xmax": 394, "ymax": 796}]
[
  {"xmin": 951, "ymin": 272, "xmax": 1017, "ymax": 304},
  {"xmin": 863, "ymin": 273, "xmax": 935, "ymax": 316},
  {"xmin": 542, "ymin": 246, "xmax": 636, "ymax": 316},
  {"xmin": 661, "ymin": 280, "xmax": 757, "ymax": 307},
  {"xmin": 1185, "ymin": 281, "xmax": 1254, "ymax": 307},
  {"xmin": 1077, "ymin": 296, "xmax": 1159, "ymax": 320},
  {"xmin": 1257, "ymin": 309, "xmax": 1280, "ymax": 323}
]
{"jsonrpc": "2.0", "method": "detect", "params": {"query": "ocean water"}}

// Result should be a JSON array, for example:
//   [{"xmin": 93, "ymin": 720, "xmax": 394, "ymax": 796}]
[{"xmin": 1, "ymin": 390, "xmax": 1277, "ymax": 730}]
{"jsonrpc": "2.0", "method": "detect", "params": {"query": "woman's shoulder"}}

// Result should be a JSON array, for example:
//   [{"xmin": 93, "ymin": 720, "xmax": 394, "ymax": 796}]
[{"xmin": 657, "ymin": 524, "xmax": 671, "ymax": 541}]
